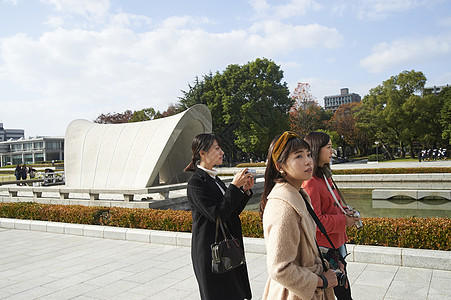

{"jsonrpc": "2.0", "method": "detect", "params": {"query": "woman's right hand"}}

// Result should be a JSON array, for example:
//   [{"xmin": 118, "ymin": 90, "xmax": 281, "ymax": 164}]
[
  {"xmin": 231, "ymin": 168, "xmax": 253, "ymax": 190},
  {"xmin": 345, "ymin": 215, "xmax": 361, "ymax": 227},
  {"xmin": 319, "ymin": 269, "xmax": 338, "ymax": 288}
]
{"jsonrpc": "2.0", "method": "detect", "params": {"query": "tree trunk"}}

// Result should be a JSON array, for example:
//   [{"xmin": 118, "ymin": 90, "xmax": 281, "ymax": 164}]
[{"xmin": 381, "ymin": 141, "xmax": 394, "ymax": 160}]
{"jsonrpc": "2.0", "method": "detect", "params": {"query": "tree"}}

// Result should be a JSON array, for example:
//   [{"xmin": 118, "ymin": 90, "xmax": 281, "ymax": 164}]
[
  {"xmin": 330, "ymin": 102, "xmax": 369, "ymax": 156},
  {"xmin": 130, "ymin": 108, "xmax": 157, "ymax": 122},
  {"xmin": 94, "ymin": 110, "xmax": 134, "ymax": 124},
  {"xmin": 439, "ymin": 87, "xmax": 451, "ymax": 144},
  {"xmin": 155, "ymin": 103, "xmax": 184, "ymax": 119},
  {"xmin": 289, "ymin": 101, "xmax": 332, "ymax": 138},
  {"xmin": 179, "ymin": 58, "xmax": 292, "ymax": 161},
  {"xmin": 357, "ymin": 70, "xmax": 427, "ymax": 158}
]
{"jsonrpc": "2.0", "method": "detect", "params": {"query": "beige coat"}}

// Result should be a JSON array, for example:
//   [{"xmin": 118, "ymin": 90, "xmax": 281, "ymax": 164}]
[{"xmin": 262, "ymin": 182, "xmax": 335, "ymax": 300}]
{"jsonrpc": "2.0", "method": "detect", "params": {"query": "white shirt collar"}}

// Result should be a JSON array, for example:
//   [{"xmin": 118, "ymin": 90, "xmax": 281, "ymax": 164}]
[{"xmin": 197, "ymin": 165, "xmax": 219, "ymax": 178}]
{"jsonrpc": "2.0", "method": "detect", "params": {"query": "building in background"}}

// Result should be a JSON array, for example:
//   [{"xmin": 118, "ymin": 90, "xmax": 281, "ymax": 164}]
[
  {"xmin": 0, "ymin": 123, "xmax": 24, "ymax": 142},
  {"xmin": 423, "ymin": 84, "xmax": 450, "ymax": 96},
  {"xmin": 324, "ymin": 88, "xmax": 361, "ymax": 113},
  {"xmin": 0, "ymin": 136, "xmax": 64, "ymax": 167}
]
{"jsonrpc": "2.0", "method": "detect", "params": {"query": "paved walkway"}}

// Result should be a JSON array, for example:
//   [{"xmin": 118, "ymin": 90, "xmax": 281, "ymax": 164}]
[{"xmin": 1, "ymin": 228, "xmax": 450, "ymax": 300}]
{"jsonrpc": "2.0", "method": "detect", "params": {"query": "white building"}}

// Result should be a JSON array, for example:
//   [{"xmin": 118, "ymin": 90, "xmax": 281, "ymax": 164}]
[{"xmin": 0, "ymin": 136, "xmax": 64, "ymax": 167}]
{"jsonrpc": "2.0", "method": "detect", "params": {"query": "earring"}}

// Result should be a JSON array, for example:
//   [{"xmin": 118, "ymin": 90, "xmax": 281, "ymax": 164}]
[{"xmin": 279, "ymin": 170, "xmax": 285, "ymax": 175}]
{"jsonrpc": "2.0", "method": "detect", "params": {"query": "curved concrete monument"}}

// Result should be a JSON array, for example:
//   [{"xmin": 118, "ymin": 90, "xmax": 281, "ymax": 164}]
[{"xmin": 64, "ymin": 104, "xmax": 212, "ymax": 188}]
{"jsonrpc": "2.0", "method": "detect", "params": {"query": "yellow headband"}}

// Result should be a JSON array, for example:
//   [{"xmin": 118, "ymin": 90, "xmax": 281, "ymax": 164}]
[{"xmin": 271, "ymin": 131, "xmax": 301, "ymax": 164}]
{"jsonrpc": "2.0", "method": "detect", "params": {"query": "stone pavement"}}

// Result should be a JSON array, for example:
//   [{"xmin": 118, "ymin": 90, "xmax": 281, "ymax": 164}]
[{"xmin": 1, "ymin": 228, "xmax": 451, "ymax": 300}]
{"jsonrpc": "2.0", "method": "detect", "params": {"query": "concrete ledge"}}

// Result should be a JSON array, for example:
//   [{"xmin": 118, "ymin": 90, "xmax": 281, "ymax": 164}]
[
  {"xmin": 65, "ymin": 223, "xmax": 84, "ymax": 236},
  {"xmin": 104, "ymin": 227, "xmax": 127, "ymax": 240},
  {"xmin": 1, "ymin": 218, "xmax": 450, "ymax": 271},
  {"xmin": 352, "ymin": 245, "xmax": 402, "ymax": 266},
  {"xmin": 83, "ymin": 225, "xmax": 104, "ymax": 238},
  {"xmin": 150, "ymin": 230, "xmax": 177, "ymax": 245},
  {"xmin": 402, "ymin": 248, "xmax": 451, "ymax": 270},
  {"xmin": 126, "ymin": 228, "xmax": 151, "ymax": 243}
]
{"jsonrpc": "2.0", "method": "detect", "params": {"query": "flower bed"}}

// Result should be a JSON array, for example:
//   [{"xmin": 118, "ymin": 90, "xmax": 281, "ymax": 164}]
[{"xmin": 0, "ymin": 202, "xmax": 449, "ymax": 251}]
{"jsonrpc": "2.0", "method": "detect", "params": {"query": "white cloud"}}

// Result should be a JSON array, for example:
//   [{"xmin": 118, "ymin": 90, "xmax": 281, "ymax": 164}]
[
  {"xmin": 330, "ymin": 0, "xmax": 444, "ymax": 21},
  {"xmin": 3, "ymin": 0, "xmax": 18, "ymax": 5},
  {"xmin": 360, "ymin": 35, "xmax": 451, "ymax": 73},
  {"xmin": 249, "ymin": 0, "xmax": 321, "ymax": 19},
  {"xmin": 42, "ymin": 0, "xmax": 110, "ymax": 20},
  {"xmin": 249, "ymin": 20, "xmax": 343, "ymax": 51}
]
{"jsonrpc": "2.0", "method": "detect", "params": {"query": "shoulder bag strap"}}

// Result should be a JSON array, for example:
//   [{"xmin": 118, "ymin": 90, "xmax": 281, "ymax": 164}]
[
  {"xmin": 299, "ymin": 193, "xmax": 329, "ymax": 271},
  {"xmin": 323, "ymin": 175, "xmax": 348, "ymax": 214},
  {"xmin": 300, "ymin": 191, "xmax": 339, "ymax": 252},
  {"xmin": 215, "ymin": 215, "xmax": 235, "ymax": 243}
]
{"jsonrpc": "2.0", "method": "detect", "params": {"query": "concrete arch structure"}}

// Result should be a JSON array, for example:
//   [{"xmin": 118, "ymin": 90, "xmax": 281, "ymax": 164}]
[{"xmin": 64, "ymin": 104, "xmax": 212, "ymax": 188}]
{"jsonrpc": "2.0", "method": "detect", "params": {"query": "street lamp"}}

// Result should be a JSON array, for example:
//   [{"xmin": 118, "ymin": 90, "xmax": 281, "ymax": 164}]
[{"xmin": 375, "ymin": 141, "xmax": 379, "ymax": 162}]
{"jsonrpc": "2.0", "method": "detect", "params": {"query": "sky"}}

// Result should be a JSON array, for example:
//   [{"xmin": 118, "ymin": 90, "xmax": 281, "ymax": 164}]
[{"xmin": 1, "ymin": 0, "xmax": 450, "ymax": 137}]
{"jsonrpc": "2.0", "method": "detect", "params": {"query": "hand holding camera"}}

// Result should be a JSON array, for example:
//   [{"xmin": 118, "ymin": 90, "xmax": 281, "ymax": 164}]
[
  {"xmin": 232, "ymin": 168, "xmax": 255, "ymax": 192},
  {"xmin": 345, "ymin": 207, "xmax": 363, "ymax": 229}
]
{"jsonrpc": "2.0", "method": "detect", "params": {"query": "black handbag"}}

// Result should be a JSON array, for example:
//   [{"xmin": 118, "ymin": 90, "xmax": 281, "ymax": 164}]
[{"xmin": 211, "ymin": 215, "xmax": 246, "ymax": 274}]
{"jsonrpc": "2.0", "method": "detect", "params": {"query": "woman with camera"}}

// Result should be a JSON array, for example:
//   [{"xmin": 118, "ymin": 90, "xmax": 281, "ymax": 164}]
[
  {"xmin": 302, "ymin": 132, "xmax": 361, "ymax": 300},
  {"xmin": 260, "ymin": 131, "xmax": 337, "ymax": 300},
  {"xmin": 185, "ymin": 133, "xmax": 254, "ymax": 300}
]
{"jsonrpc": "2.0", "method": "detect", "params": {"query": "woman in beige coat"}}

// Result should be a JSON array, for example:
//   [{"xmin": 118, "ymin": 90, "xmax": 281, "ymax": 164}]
[{"xmin": 260, "ymin": 131, "xmax": 337, "ymax": 300}]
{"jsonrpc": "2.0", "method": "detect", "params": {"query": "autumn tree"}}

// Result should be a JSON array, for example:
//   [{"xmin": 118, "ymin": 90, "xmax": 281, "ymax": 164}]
[{"xmin": 94, "ymin": 110, "xmax": 134, "ymax": 124}]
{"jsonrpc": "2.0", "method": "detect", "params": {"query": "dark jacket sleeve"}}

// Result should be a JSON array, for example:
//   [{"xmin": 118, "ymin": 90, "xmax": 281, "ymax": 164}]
[{"xmin": 187, "ymin": 172, "xmax": 250, "ymax": 223}]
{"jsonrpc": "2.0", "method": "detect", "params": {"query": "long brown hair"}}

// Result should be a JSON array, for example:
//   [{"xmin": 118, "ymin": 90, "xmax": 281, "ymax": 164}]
[
  {"xmin": 259, "ymin": 133, "xmax": 310, "ymax": 218},
  {"xmin": 184, "ymin": 133, "xmax": 222, "ymax": 172},
  {"xmin": 304, "ymin": 131, "xmax": 332, "ymax": 178}
]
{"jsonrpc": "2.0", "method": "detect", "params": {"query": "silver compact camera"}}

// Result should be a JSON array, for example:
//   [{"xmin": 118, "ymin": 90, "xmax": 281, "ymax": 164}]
[
  {"xmin": 347, "ymin": 208, "xmax": 363, "ymax": 229},
  {"xmin": 246, "ymin": 169, "xmax": 257, "ymax": 177}
]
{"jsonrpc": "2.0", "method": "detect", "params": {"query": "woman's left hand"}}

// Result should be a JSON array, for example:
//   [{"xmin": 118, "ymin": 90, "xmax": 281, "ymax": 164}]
[{"xmin": 242, "ymin": 174, "xmax": 254, "ymax": 194}]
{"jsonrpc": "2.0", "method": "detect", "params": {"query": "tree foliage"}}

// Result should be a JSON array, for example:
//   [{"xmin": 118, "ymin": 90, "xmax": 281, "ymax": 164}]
[
  {"xmin": 94, "ymin": 110, "xmax": 134, "ymax": 124},
  {"xmin": 357, "ymin": 70, "xmax": 428, "ymax": 158},
  {"xmin": 330, "ymin": 102, "xmax": 369, "ymax": 155},
  {"xmin": 439, "ymin": 87, "xmax": 451, "ymax": 144},
  {"xmin": 179, "ymin": 58, "xmax": 292, "ymax": 160},
  {"xmin": 289, "ymin": 101, "xmax": 332, "ymax": 138}
]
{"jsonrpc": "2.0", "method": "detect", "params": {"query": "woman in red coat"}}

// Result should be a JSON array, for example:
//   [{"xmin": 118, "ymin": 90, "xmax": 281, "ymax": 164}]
[{"xmin": 302, "ymin": 132, "xmax": 361, "ymax": 300}]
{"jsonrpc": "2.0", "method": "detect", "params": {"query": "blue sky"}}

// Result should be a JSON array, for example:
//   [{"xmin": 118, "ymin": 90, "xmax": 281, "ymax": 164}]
[{"xmin": 1, "ymin": 0, "xmax": 450, "ymax": 137}]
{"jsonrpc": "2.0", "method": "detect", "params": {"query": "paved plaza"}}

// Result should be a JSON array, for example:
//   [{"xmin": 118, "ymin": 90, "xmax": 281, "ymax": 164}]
[{"xmin": 1, "ymin": 228, "xmax": 451, "ymax": 300}]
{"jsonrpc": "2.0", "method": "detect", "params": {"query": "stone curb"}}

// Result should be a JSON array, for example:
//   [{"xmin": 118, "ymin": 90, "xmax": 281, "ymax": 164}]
[{"xmin": 1, "ymin": 218, "xmax": 450, "ymax": 271}]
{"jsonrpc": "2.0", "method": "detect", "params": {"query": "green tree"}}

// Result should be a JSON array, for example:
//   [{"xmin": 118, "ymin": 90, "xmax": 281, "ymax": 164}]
[
  {"xmin": 357, "ymin": 70, "xmax": 427, "ymax": 158},
  {"xmin": 439, "ymin": 87, "xmax": 451, "ymax": 144},
  {"xmin": 179, "ymin": 58, "xmax": 292, "ymax": 161},
  {"xmin": 130, "ymin": 108, "xmax": 157, "ymax": 122}
]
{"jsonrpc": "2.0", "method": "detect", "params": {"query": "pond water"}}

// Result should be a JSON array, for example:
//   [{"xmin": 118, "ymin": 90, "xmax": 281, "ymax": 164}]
[{"xmin": 245, "ymin": 189, "xmax": 451, "ymax": 218}]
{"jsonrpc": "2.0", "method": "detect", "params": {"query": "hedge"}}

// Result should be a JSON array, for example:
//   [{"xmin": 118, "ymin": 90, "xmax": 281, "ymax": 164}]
[
  {"xmin": 333, "ymin": 167, "xmax": 451, "ymax": 175},
  {"xmin": 1, "ymin": 202, "xmax": 449, "ymax": 251}
]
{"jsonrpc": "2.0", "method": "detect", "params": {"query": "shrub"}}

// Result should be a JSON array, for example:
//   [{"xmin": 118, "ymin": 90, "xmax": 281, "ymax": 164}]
[
  {"xmin": 0, "ymin": 202, "xmax": 449, "ymax": 251},
  {"xmin": 333, "ymin": 167, "xmax": 451, "ymax": 175}
]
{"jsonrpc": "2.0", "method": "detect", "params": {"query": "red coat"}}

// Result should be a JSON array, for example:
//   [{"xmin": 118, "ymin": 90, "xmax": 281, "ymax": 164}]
[{"xmin": 302, "ymin": 175, "xmax": 347, "ymax": 248}]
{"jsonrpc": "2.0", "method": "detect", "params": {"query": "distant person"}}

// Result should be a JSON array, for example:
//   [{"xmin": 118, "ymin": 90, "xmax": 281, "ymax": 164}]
[
  {"xmin": 29, "ymin": 167, "xmax": 36, "ymax": 179},
  {"xmin": 260, "ymin": 131, "xmax": 336, "ymax": 300},
  {"xmin": 185, "ymin": 133, "xmax": 254, "ymax": 300},
  {"xmin": 418, "ymin": 150, "xmax": 422, "ymax": 162},
  {"xmin": 21, "ymin": 164, "xmax": 28, "ymax": 180},
  {"xmin": 14, "ymin": 164, "xmax": 21, "ymax": 185}
]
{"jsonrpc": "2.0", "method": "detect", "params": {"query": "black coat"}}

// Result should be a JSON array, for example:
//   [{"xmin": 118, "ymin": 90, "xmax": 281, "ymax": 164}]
[{"xmin": 187, "ymin": 167, "xmax": 252, "ymax": 300}]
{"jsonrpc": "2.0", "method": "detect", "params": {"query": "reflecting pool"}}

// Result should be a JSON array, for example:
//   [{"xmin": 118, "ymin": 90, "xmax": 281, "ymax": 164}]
[{"xmin": 245, "ymin": 189, "xmax": 451, "ymax": 218}]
